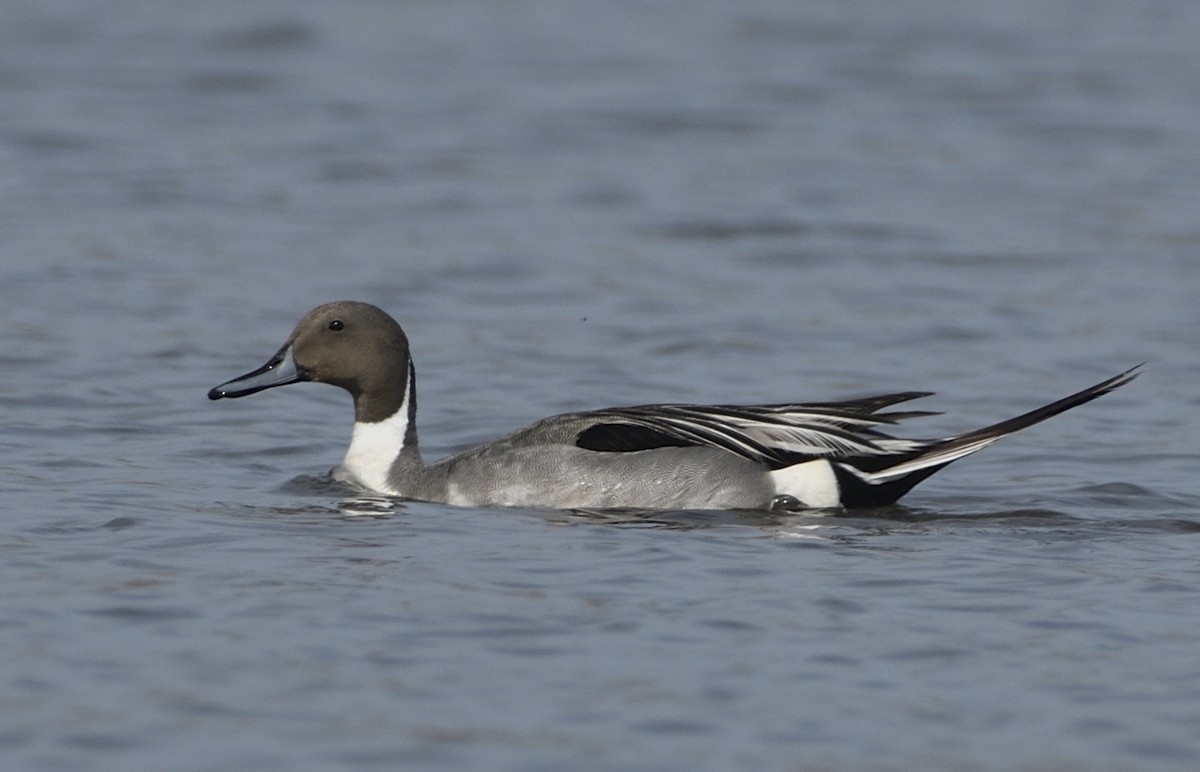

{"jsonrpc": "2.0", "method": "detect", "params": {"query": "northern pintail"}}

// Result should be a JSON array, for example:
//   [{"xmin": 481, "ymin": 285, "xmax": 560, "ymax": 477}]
[{"xmin": 209, "ymin": 301, "xmax": 1140, "ymax": 511}]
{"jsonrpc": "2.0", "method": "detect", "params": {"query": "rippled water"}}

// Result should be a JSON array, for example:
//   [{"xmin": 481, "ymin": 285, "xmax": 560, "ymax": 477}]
[{"xmin": 4, "ymin": 1, "xmax": 1200, "ymax": 769}]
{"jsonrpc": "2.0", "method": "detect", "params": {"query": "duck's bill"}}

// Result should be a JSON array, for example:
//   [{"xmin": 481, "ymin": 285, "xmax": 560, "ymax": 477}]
[{"xmin": 208, "ymin": 344, "xmax": 305, "ymax": 400}]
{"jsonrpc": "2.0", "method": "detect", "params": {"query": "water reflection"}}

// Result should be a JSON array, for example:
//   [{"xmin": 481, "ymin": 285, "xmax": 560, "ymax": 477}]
[{"xmin": 265, "ymin": 470, "xmax": 1200, "ymax": 537}]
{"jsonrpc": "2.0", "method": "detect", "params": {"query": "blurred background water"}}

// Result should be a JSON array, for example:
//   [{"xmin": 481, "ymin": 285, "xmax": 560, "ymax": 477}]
[{"xmin": 2, "ymin": 1, "xmax": 1199, "ymax": 769}]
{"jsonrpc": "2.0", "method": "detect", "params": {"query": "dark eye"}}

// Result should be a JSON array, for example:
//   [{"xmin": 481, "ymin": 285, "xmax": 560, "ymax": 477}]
[{"xmin": 328, "ymin": 319, "xmax": 345, "ymax": 331}]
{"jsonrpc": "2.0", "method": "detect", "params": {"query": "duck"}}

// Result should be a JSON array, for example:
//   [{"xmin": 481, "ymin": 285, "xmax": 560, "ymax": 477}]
[{"xmin": 208, "ymin": 301, "xmax": 1140, "ymax": 511}]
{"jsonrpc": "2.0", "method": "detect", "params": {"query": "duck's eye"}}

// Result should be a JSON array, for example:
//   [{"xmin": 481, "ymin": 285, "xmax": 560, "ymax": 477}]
[{"xmin": 328, "ymin": 319, "xmax": 345, "ymax": 331}]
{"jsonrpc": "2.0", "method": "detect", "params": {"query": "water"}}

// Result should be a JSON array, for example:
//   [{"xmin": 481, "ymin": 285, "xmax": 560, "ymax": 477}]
[{"xmin": 3, "ymin": 0, "xmax": 1200, "ymax": 769}]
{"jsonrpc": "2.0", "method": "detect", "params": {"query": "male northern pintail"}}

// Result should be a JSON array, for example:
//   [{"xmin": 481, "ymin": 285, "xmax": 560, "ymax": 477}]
[{"xmin": 209, "ymin": 301, "xmax": 1140, "ymax": 511}]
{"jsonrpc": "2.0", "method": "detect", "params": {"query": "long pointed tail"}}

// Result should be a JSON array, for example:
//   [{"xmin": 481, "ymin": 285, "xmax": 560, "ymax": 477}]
[{"xmin": 834, "ymin": 364, "xmax": 1142, "ymax": 506}]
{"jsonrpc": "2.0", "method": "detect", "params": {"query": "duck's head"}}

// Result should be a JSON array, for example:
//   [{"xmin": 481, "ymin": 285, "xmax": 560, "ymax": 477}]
[{"xmin": 208, "ymin": 301, "xmax": 412, "ymax": 423}]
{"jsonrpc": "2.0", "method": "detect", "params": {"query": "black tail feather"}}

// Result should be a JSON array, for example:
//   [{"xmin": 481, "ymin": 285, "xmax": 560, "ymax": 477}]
[
  {"xmin": 834, "ymin": 365, "xmax": 1143, "ymax": 508},
  {"xmin": 931, "ymin": 364, "xmax": 1142, "ymax": 452}
]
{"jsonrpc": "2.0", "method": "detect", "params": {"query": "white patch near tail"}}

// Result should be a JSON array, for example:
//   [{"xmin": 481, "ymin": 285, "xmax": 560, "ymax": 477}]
[{"xmin": 769, "ymin": 459, "xmax": 841, "ymax": 508}]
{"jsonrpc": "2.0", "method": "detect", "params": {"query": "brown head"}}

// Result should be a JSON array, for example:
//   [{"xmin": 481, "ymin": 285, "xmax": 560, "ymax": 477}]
[{"xmin": 209, "ymin": 301, "xmax": 414, "ymax": 423}]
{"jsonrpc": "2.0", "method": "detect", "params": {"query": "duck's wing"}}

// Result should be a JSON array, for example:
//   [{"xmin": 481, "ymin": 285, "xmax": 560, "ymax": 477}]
[
  {"xmin": 573, "ymin": 391, "xmax": 937, "ymax": 465},
  {"xmin": 573, "ymin": 365, "xmax": 1142, "ymax": 507}
]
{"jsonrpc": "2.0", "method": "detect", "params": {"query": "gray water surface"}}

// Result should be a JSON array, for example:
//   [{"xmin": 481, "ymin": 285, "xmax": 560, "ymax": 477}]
[{"xmin": 3, "ymin": 1, "xmax": 1200, "ymax": 770}]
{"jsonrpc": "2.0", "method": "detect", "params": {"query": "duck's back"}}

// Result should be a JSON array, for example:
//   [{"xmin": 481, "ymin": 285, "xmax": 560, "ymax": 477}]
[{"xmin": 419, "ymin": 413, "xmax": 775, "ymax": 510}]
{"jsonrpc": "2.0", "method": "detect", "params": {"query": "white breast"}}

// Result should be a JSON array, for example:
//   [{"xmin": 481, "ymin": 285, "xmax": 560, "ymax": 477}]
[{"xmin": 337, "ymin": 409, "xmax": 408, "ymax": 494}]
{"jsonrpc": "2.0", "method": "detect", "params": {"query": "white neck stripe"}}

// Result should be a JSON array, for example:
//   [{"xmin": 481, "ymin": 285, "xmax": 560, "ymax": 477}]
[{"xmin": 338, "ymin": 378, "xmax": 412, "ymax": 494}]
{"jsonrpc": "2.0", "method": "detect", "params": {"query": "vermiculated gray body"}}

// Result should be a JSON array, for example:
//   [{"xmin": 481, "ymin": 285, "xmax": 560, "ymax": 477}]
[{"xmin": 411, "ymin": 426, "xmax": 775, "ymax": 509}]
